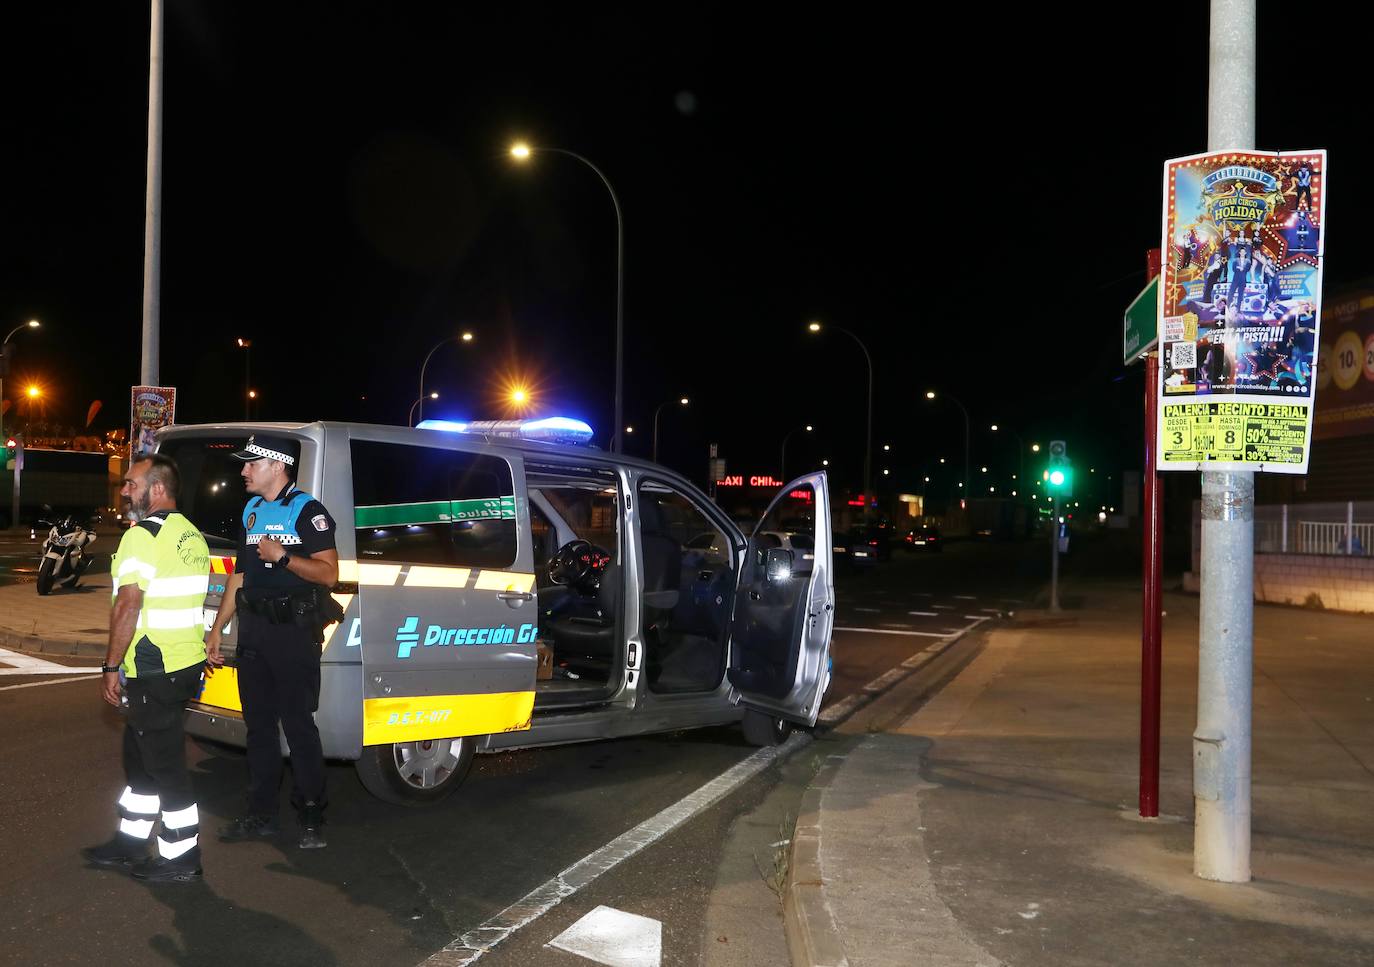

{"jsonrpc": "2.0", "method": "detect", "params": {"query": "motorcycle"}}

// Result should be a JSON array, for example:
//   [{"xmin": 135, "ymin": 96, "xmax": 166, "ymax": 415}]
[{"xmin": 35, "ymin": 513, "xmax": 97, "ymax": 596}]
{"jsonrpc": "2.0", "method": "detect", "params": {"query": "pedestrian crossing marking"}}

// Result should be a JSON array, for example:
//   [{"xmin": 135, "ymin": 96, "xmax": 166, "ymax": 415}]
[{"xmin": 0, "ymin": 647, "xmax": 99, "ymax": 676}]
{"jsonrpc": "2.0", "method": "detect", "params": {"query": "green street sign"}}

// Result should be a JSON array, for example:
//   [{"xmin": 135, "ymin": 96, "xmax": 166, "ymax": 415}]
[{"xmin": 1123, "ymin": 275, "xmax": 1159, "ymax": 366}]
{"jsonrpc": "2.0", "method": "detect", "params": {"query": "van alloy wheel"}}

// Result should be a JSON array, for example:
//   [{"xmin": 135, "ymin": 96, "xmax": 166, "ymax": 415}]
[{"xmin": 354, "ymin": 734, "xmax": 476, "ymax": 806}]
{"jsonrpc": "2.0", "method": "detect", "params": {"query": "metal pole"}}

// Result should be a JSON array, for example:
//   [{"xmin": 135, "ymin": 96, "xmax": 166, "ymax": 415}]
[
  {"xmin": 1049, "ymin": 495, "xmax": 1060, "ymax": 612},
  {"xmin": 1140, "ymin": 351, "xmax": 1164, "ymax": 817},
  {"xmin": 11, "ymin": 440, "xmax": 22, "ymax": 531},
  {"xmin": 653, "ymin": 401, "xmax": 667, "ymax": 465},
  {"xmin": 140, "ymin": 0, "xmax": 164, "ymax": 387},
  {"xmin": 244, "ymin": 345, "xmax": 251, "ymax": 421},
  {"xmin": 1195, "ymin": 0, "xmax": 1256, "ymax": 883}
]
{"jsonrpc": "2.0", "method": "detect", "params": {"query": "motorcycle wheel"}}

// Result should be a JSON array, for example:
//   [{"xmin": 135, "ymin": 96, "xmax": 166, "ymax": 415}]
[{"xmin": 36, "ymin": 557, "xmax": 56, "ymax": 596}]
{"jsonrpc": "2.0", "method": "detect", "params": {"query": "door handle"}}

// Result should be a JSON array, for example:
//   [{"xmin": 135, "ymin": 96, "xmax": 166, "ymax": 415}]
[{"xmin": 498, "ymin": 591, "xmax": 534, "ymax": 608}]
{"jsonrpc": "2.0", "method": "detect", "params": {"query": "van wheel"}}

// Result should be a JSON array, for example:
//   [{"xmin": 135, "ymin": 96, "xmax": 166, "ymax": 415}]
[
  {"xmin": 354, "ymin": 736, "xmax": 476, "ymax": 806},
  {"xmin": 741, "ymin": 709, "xmax": 792, "ymax": 747}
]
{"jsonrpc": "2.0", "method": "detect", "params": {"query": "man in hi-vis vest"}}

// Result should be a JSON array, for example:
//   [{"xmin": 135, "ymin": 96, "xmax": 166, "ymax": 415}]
[{"xmin": 83, "ymin": 454, "xmax": 209, "ymax": 883}]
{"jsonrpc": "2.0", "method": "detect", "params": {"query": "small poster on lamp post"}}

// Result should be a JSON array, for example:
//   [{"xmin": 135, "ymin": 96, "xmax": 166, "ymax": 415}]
[{"xmin": 130, "ymin": 385, "xmax": 176, "ymax": 457}]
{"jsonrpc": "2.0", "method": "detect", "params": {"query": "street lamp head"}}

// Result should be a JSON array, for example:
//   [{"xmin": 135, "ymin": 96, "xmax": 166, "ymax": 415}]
[
  {"xmin": 990, "ymin": 424, "xmax": 999, "ymax": 431},
  {"xmin": 26, "ymin": 385, "xmax": 40, "ymax": 398},
  {"xmin": 511, "ymin": 389, "xmax": 528, "ymax": 404},
  {"xmin": 805, "ymin": 424, "xmax": 813, "ymax": 432},
  {"xmin": 1031, "ymin": 443, "xmax": 1041, "ymax": 452},
  {"xmin": 247, "ymin": 390, "xmax": 257, "ymax": 399},
  {"xmin": 925, "ymin": 391, "xmax": 936, "ymax": 400},
  {"xmin": 27, "ymin": 320, "xmax": 39, "ymax": 329},
  {"xmin": 625, "ymin": 426, "xmax": 634, "ymax": 434},
  {"xmin": 509, "ymin": 142, "xmax": 532, "ymax": 161},
  {"xmin": 461, "ymin": 331, "xmax": 474, "ymax": 342},
  {"xmin": 429, "ymin": 392, "xmax": 439, "ymax": 399},
  {"xmin": 822, "ymin": 459, "xmax": 829, "ymax": 466},
  {"xmin": 807, "ymin": 321, "xmax": 821, "ymax": 333},
  {"xmin": 679, "ymin": 397, "xmax": 689, "ymax": 406}
]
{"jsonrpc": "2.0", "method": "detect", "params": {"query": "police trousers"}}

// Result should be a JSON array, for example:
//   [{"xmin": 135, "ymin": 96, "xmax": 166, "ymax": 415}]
[
  {"xmin": 237, "ymin": 611, "xmax": 326, "ymax": 815},
  {"xmin": 124, "ymin": 667, "xmax": 204, "ymax": 812}
]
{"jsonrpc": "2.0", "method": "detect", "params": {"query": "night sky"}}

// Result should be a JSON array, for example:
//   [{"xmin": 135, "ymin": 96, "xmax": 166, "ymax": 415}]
[{"xmin": 4, "ymin": 3, "xmax": 1369, "ymax": 507}]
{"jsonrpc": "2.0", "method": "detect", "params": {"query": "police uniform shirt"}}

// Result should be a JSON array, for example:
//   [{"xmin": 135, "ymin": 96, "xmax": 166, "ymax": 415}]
[{"xmin": 238, "ymin": 483, "xmax": 337, "ymax": 591}]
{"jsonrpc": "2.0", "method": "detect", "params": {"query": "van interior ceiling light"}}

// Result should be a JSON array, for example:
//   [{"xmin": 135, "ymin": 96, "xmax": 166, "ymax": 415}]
[{"xmin": 416, "ymin": 417, "xmax": 594, "ymax": 447}]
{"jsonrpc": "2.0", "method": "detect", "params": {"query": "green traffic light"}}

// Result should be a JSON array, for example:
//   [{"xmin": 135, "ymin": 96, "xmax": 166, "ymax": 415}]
[{"xmin": 1049, "ymin": 470, "xmax": 1065, "ymax": 486}]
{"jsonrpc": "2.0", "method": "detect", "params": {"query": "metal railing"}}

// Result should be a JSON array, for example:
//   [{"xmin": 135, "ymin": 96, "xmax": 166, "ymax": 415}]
[{"xmin": 1252, "ymin": 502, "xmax": 1374, "ymax": 556}]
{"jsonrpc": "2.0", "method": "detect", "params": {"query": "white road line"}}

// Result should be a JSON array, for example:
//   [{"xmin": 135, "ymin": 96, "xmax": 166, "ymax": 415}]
[
  {"xmin": 0, "ymin": 675, "xmax": 101, "ymax": 692},
  {"xmin": 547, "ymin": 906, "xmax": 661, "ymax": 967},
  {"xmin": 978, "ymin": 608, "xmax": 1001, "ymax": 614},
  {"xmin": 0, "ymin": 648, "xmax": 99, "ymax": 676},
  {"xmin": 932, "ymin": 605, "xmax": 955, "ymax": 610},
  {"xmin": 852, "ymin": 607, "xmax": 881, "ymax": 613},
  {"xmin": 422, "ymin": 734, "xmax": 808, "ymax": 966},
  {"xmin": 833, "ymin": 627, "xmax": 950, "ymax": 637},
  {"xmin": 907, "ymin": 611, "xmax": 939, "ymax": 617},
  {"xmin": 952, "ymin": 595, "xmax": 977, "ymax": 600},
  {"xmin": 963, "ymin": 615, "xmax": 994, "ymax": 621}
]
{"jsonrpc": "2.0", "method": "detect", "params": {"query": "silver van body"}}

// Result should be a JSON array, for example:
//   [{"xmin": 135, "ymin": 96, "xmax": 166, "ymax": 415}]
[{"xmin": 160, "ymin": 421, "xmax": 833, "ymax": 803}]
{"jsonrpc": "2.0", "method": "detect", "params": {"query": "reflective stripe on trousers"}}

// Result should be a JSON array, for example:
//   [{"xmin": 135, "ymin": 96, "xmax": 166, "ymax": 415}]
[
  {"xmin": 158, "ymin": 803, "xmax": 199, "ymax": 859},
  {"xmin": 118, "ymin": 785, "xmax": 160, "ymax": 840}
]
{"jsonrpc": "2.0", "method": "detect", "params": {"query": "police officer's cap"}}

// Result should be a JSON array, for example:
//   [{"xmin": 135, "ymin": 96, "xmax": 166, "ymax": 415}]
[{"xmin": 230, "ymin": 434, "xmax": 299, "ymax": 467}]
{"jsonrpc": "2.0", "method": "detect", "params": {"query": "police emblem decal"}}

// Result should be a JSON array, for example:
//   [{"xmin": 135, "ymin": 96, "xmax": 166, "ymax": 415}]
[
  {"xmin": 246, "ymin": 512, "xmax": 257, "ymax": 529},
  {"xmin": 311, "ymin": 515, "xmax": 329, "ymax": 531}
]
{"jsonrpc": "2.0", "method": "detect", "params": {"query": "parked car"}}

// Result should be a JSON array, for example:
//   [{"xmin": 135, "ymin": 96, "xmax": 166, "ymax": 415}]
[
  {"xmin": 839, "ymin": 525, "xmax": 892, "ymax": 566},
  {"xmin": 902, "ymin": 525, "xmax": 942, "ymax": 552}
]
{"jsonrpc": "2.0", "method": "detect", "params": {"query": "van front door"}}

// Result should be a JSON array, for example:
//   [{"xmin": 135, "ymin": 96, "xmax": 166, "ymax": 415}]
[
  {"xmin": 726, "ymin": 472, "xmax": 833, "ymax": 726},
  {"xmin": 348, "ymin": 437, "xmax": 539, "ymax": 747}
]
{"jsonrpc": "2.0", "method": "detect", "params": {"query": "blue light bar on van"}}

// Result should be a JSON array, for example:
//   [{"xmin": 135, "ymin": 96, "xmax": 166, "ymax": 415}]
[{"xmin": 417, "ymin": 417, "xmax": 594, "ymax": 446}]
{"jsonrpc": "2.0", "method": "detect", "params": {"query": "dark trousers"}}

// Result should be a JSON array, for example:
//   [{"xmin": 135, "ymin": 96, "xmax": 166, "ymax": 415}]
[
  {"xmin": 237, "ymin": 611, "xmax": 326, "ymax": 815},
  {"xmin": 124, "ymin": 667, "xmax": 204, "ymax": 812}
]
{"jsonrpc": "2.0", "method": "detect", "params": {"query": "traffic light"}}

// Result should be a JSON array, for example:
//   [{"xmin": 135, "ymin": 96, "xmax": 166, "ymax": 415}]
[{"xmin": 1044, "ymin": 439, "xmax": 1073, "ymax": 498}]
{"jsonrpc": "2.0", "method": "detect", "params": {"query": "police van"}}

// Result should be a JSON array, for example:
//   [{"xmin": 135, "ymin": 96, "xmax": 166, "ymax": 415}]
[{"xmin": 160, "ymin": 419, "xmax": 834, "ymax": 804}]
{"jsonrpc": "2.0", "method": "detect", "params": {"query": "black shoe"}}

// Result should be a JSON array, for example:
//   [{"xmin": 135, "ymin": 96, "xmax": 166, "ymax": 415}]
[
  {"xmin": 131, "ymin": 848, "xmax": 202, "ymax": 883},
  {"xmin": 82, "ymin": 834, "xmax": 147, "ymax": 871},
  {"xmin": 298, "ymin": 801, "xmax": 326, "ymax": 850},
  {"xmin": 218, "ymin": 814, "xmax": 279, "ymax": 842}
]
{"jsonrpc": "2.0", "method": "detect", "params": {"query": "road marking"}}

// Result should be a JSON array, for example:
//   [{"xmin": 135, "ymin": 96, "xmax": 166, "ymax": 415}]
[
  {"xmin": 907, "ymin": 611, "xmax": 939, "ymax": 617},
  {"xmin": 0, "ymin": 675, "xmax": 101, "ymax": 692},
  {"xmin": 0, "ymin": 648, "xmax": 99, "ymax": 676},
  {"xmin": 979, "ymin": 607, "xmax": 1001, "ymax": 613},
  {"xmin": 932, "ymin": 605, "xmax": 955, "ymax": 610},
  {"xmin": 547, "ymin": 906, "xmax": 661, "ymax": 967},
  {"xmin": 952, "ymin": 594, "xmax": 977, "ymax": 600},
  {"xmin": 422, "ymin": 734, "xmax": 807, "ymax": 965},
  {"xmin": 853, "ymin": 607, "xmax": 881, "ymax": 613},
  {"xmin": 834, "ymin": 627, "xmax": 949, "ymax": 637}
]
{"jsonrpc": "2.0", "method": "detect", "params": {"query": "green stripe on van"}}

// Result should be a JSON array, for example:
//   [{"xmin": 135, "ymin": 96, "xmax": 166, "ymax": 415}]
[{"xmin": 355, "ymin": 497, "xmax": 516, "ymax": 528}]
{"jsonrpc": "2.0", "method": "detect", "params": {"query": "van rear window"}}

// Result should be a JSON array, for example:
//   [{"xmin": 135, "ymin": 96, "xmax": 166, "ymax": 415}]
[{"xmin": 351, "ymin": 440, "xmax": 517, "ymax": 569}]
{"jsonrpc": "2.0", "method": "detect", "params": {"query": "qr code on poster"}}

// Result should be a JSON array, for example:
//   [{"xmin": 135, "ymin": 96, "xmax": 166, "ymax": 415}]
[{"xmin": 1170, "ymin": 342, "xmax": 1196, "ymax": 370}]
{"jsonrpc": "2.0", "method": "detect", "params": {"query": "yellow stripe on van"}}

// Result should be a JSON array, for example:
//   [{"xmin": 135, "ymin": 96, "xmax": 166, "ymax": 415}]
[
  {"xmin": 337, "ymin": 559, "xmax": 359, "ymax": 583},
  {"xmin": 362, "ymin": 691, "xmax": 535, "ymax": 746},
  {"xmin": 198, "ymin": 666, "xmax": 242, "ymax": 713},
  {"xmin": 358, "ymin": 563, "xmax": 404, "ymax": 586},
  {"xmin": 473, "ymin": 570, "xmax": 536, "ymax": 593},
  {"xmin": 403, "ymin": 566, "xmax": 472, "ymax": 589}
]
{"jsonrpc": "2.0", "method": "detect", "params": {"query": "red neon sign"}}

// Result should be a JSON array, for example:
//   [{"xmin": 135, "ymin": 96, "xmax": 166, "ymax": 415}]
[{"xmin": 717, "ymin": 474, "xmax": 784, "ymax": 488}]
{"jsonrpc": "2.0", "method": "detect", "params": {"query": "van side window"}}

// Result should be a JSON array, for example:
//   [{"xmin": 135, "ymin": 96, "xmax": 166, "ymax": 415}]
[{"xmin": 351, "ymin": 440, "xmax": 517, "ymax": 568}]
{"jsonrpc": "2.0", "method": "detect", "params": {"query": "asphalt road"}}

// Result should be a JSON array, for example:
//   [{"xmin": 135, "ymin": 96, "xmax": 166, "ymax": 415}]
[
  {"xmin": 0, "ymin": 538, "xmax": 1049, "ymax": 966},
  {"xmin": 0, "ymin": 532, "xmax": 111, "ymax": 587}
]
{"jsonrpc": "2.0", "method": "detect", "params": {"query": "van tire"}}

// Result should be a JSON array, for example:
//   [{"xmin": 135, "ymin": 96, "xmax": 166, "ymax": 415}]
[
  {"xmin": 354, "ymin": 736, "xmax": 476, "ymax": 806},
  {"xmin": 741, "ymin": 709, "xmax": 792, "ymax": 747}
]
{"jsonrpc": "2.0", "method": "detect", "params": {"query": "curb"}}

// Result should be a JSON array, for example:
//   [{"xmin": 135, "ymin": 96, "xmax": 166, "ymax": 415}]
[
  {"xmin": 783, "ymin": 752, "xmax": 849, "ymax": 967},
  {"xmin": 0, "ymin": 629, "xmax": 105, "ymax": 658}
]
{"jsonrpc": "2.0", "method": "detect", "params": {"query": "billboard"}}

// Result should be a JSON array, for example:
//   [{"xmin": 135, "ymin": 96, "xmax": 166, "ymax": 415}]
[
  {"xmin": 1312, "ymin": 292, "xmax": 1374, "ymax": 441},
  {"xmin": 1157, "ymin": 149, "xmax": 1327, "ymax": 473}
]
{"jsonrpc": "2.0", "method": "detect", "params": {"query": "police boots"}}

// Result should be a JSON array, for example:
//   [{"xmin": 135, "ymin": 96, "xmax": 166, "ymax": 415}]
[
  {"xmin": 298, "ymin": 801, "xmax": 326, "ymax": 850},
  {"xmin": 82, "ymin": 833, "xmax": 147, "ymax": 871},
  {"xmin": 131, "ymin": 846, "xmax": 203, "ymax": 883}
]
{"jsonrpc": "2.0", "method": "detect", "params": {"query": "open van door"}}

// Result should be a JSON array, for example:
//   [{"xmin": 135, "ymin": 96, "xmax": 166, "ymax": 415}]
[{"xmin": 726, "ymin": 472, "xmax": 833, "ymax": 727}]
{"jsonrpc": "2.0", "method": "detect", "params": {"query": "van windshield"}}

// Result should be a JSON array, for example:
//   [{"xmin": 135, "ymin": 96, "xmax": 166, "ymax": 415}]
[{"xmin": 156, "ymin": 436, "xmax": 253, "ymax": 551}]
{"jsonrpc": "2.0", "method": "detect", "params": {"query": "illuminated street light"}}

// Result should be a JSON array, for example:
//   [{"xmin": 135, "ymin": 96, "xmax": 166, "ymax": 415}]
[
  {"xmin": 1031, "ymin": 443, "xmax": 1041, "ymax": 453},
  {"xmin": 417, "ymin": 331, "xmax": 477, "ymax": 425},
  {"xmin": 1, "ymin": 320, "xmax": 41, "ymax": 446},
  {"xmin": 510, "ymin": 140, "xmax": 625, "ymax": 452},
  {"xmin": 653, "ymin": 396, "xmax": 690, "ymax": 464},
  {"xmin": 926, "ymin": 390, "xmax": 971, "ymax": 505},
  {"xmin": 811, "ymin": 321, "xmax": 874, "ymax": 518},
  {"xmin": 625, "ymin": 425, "xmax": 634, "ymax": 434}
]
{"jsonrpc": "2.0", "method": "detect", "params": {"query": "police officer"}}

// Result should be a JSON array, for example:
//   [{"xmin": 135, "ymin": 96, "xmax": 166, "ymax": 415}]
[
  {"xmin": 83, "ymin": 454, "xmax": 210, "ymax": 883},
  {"xmin": 207, "ymin": 434, "xmax": 338, "ymax": 849}
]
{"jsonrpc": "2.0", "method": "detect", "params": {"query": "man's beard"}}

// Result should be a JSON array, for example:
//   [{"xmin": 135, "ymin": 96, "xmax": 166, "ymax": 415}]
[{"xmin": 126, "ymin": 494, "xmax": 150, "ymax": 523}]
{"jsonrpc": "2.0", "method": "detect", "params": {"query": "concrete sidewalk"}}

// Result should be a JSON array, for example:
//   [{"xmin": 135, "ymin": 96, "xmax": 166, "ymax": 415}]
[
  {"xmin": 0, "ymin": 572, "xmax": 110, "ymax": 655},
  {"xmin": 786, "ymin": 579, "xmax": 1374, "ymax": 966}
]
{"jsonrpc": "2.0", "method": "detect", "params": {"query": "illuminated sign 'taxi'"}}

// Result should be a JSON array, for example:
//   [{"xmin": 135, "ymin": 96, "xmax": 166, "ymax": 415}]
[{"xmin": 716, "ymin": 474, "xmax": 783, "ymax": 488}]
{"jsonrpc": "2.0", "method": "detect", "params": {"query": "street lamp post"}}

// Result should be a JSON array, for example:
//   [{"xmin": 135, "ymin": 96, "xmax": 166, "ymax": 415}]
[
  {"xmin": 416, "ymin": 331, "xmax": 474, "ymax": 426},
  {"xmin": 652, "ymin": 397, "xmax": 689, "ymax": 465},
  {"xmin": 780, "ymin": 424, "xmax": 813, "ymax": 480},
  {"xmin": 926, "ymin": 391, "xmax": 970, "ymax": 506},
  {"xmin": 511, "ymin": 143, "xmax": 625, "ymax": 454},
  {"xmin": 1, "ymin": 320, "xmax": 40, "ymax": 447},
  {"xmin": 408, "ymin": 392, "xmax": 440, "ymax": 427},
  {"xmin": 809, "ymin": 322, "xmax": 873, "ymax": 517},
  {"xmin": 237, "ymin": 338, "xmax": 252, "ymax": 420},
  {"xmin": 990, "ymin": 423, "xmax": 1026, "ymax": 491}
]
